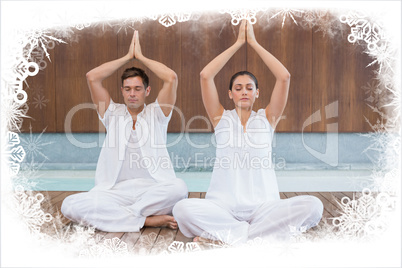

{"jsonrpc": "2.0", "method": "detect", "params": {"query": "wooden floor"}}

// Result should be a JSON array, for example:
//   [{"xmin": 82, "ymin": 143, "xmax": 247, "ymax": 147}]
[{"xmin": 37, "ymin": 191, "xmax": 356, "ymax": 254}]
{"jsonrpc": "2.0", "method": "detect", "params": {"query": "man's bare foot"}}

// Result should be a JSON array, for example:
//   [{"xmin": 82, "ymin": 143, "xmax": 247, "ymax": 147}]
[{"xmin": 144, "ymin": 215, "xmax": 178, "ymax": 229}]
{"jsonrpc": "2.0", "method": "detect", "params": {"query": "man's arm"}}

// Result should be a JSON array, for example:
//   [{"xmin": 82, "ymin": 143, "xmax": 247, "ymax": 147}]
[
  {"xmin": 133, "ymin": 31, "xmax": 178, "ymax": 117},
  {"xmin": 86, "ymin": 33, "xmax": 136, "ymax": 118}
]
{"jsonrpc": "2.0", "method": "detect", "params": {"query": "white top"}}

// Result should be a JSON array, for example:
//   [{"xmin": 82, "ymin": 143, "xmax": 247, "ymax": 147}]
[
  {"xmin": 115, "ymin": 130, "xmax": 153, "ymax": 183},
  {"xmin": 206, "ymin": 109, "xmax": 280, "ymax": 212},
  {"xmin": 92, "ymin": 99, "xmax": 176, "ymax": 191}
]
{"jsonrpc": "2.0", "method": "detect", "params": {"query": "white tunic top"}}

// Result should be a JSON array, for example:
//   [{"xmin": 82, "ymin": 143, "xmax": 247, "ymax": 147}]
[
  {"xmin": 206, "ymin": 109, "xmax": 280, "ymax": 212},
  {"xmin": 115, "ymin": 130, "xmax": 153, "ymax": 183},
  {"xmin": 92, "ymin": 99, "xmax": 176, "ymax": 191}
]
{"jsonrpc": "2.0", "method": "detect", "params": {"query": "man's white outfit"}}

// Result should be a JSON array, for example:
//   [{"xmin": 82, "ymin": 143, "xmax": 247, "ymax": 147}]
[
  {"xmin": 62, "ymin": 99, "xmax": 188, "ymax": 232},
  {"xmin": 173, "ymin": 109, "xmax": 323, "ymax": 244}
]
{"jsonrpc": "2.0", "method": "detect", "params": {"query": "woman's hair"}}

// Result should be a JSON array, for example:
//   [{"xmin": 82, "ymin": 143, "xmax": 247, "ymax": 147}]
[
  {"xmin": 121, "ymin": 67, "xmax": 149, "ymax": 88},
  {"xmin": 229, "ymin": 71, "xmax": 258, "ymax": 90}
]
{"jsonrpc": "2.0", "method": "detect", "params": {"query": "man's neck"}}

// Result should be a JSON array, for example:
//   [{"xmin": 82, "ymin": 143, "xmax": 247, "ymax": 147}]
[{"xmin": 127, "ymin": 105, "xmax": 145, "ymax": 119}]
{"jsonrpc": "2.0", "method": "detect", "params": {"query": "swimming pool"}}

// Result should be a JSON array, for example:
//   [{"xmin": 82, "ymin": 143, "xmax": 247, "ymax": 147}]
[{"xmin": 23, "ymin": 169, "xmax": 373, "ymax": 192}]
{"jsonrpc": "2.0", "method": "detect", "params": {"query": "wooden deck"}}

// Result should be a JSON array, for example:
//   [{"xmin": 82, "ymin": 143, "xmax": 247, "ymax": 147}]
[{"xmin": 37, "ymin": 191, "xmax": 355, "ymax": 254}]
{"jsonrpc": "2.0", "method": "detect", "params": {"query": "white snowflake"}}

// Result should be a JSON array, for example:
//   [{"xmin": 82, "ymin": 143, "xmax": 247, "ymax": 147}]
[
  {"xmin": 197, "ymin": 229, "xmax": 240, "ymax": 249},
  {"xmin": 92, "ymin": 7, "xmax": 114, "ymax": 32},
  {"xmin": 12, "ymin": 158, "xmax": 42, "ymax": 190},
  {"xmin": 165, "ymin": 241, "xmax": 201, "ymax": 254},
  {"xmin": 75, "ymin": 22, "xmax": 91, "ymax": 31},
  {"xmin": 80, "ymin": 237, "xmax": 128, "ymax": 258},
  {"xmin": 27, "ymin": 80, "xmax": 45, "ymax": 96},
  {"xmin": 32, "ymin": 94, "xmax": 50, "ymax": 109},
  {"xmin": 13, "ymin": 185, "xmax": 53, "ymax": 234},
  {"xmin": 366, "ymin": 44, "xmax": 396, "ymax": 74},
  {"xmin": 136, "ymin": 232, "xmax": 173, "ymax": 255},
  {"xmin": 221, "ymin": 9, "xmax": 257, "ymax": 25},
  {"xmin": 331, "ymin": 188, "xmax": 393, "ymax": 237},
  {"xmin": 3, "ymin": 132, "xmax": 26, "ymax": 175},
  {"xmin": 340, "ymin": 11, "xmax": 384, "ymax": 51},
  {"xmin": 271, "ymin": 8, "xmax": 304, "ymax": 28},
  {"xmin": 113, "ymin": 19, "xmax": 135, "ymax": 35},
  {"xmin": 176, "ymin": 12, "xmax": 192, "ymax": 23},
  {"xmin": 167, "ymin": 241, "xmax": 184, "ymax": 253},
  {"xmin": 159, "ymin": 14, "xmax": 177, "ymax": 27},
  {"xmin": 21, "ymin": 124, "xmax": 54, "ymax": 161},
  {"xmin": 288, "ymin": 225, "xmax": 308, "ymax": 243},
  {"xmin": 24, "ymin": 29, "xmax": 66, "ymax": 62}
]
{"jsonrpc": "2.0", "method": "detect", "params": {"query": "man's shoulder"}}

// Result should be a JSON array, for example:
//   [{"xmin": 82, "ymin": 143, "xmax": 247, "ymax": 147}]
[{"xmin": 108, "ymin": 101, "xmax": 127, "ymax": 115}]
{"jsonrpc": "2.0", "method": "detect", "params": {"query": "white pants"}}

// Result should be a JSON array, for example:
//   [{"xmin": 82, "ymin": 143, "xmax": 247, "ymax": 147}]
[
  {"xmin": 61, "ymin": 178, "xmax": 188, "ymax": 232},
  {"xmin": 173, "ymin": 195, "xmax": 323, "ymax": 245}
]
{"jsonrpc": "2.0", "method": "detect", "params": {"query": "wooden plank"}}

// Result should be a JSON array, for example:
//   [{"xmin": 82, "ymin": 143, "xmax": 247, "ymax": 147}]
[
  {"xmin": 180, "ymin": 13, "xmax": 247, "ymax": 132},
  {"xmin": 317, "ymin": 192, "xmax": 342, "ymax": 218},
  {"xmin": 120, "ymin": 229, "xmax": 144, "ymax": 252},
  {"xmin": 283, "ymin": 192, "xmax": 297, "ymax": 198},
  {"xmin": 312, "ymin": 13, "xmax": 377, "ymax": 132},
  {"xmin": 303, "ymin": 192, "xmax": 333, "ymax": 224},
  {"xmin": 150, "ymin": 228, "xmax": 178, "ymax": 255},
  {"xmin": 55, "ymin": 27, "xmax": 118, "ymax": 132},
  {"xmin": 342, "ymin": 192, "xmax": 356, "ymax": 199},
  {"xmin": 132, "ymin": 227, "xmax": 161, "ymax": 255},
  {"xmin": 175, "ymin": 229, "xmax": 193, "ymax": 243},
  {"xmin": 200, "ymin": 192, "xmax": 206, "ymax": 199},
  {"xmin": 279, "ymin": 192, "xmax": 286, "ymax": 199},
  {"xmin": 101, "ymin": 232, "xmax": 125, "ymax": 240},
  {"xmin": 188, "ymin": 192, "xmax": 201, "ymax": 198},
  {"xmin": 22, "ymin": 48, "xmax": 56, "ymax": 133}
]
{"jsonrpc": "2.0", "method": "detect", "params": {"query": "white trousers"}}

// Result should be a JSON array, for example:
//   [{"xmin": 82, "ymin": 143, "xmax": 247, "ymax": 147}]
[
  {"xmin": 173, "ymin": 195, "xmax": 323, "ymax": 245},
  {"xmin": 61, "ymin": 178, "xmax": 188, "ymax": 232}
]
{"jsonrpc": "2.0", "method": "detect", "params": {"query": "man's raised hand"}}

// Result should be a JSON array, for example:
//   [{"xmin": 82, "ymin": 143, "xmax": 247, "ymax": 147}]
[{"xmin": 134, "ymin": 30, "xmax": 144, "ymax": 60}]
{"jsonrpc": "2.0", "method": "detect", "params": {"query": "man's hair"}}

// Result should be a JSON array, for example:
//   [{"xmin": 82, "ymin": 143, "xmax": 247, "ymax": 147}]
[
  {"xmin": 121, "ymin": 67, "xmax": 149, "ymax": 88},
  {"xmin": 229, "ymin": 71, "xmax": 259, "ymax": 90}
]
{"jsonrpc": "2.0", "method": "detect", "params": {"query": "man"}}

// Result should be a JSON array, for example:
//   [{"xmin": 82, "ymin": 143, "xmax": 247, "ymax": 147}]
[{"xmin": 61, "ymin": 31, "xmax": 188, "ymax": 232}]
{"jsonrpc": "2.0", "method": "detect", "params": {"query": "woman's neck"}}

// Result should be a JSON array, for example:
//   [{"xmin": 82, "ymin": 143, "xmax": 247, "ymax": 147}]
[{"xmin": 235, "ymin": 106, "xmax": 252, "ymax": 127}]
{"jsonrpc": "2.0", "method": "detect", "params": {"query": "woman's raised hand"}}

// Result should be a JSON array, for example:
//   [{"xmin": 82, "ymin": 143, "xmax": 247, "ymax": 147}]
[
  {"xmin": 236, "ymin": 19, "xmax": 247, "ymax": 45},
  {"xmin": 246, "ymin": 20, "xmax": 258, "ymax": 45}
]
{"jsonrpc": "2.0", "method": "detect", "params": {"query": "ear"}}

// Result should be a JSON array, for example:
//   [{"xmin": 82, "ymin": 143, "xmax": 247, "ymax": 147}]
[
  {"xmin": 228, "ymin": 90, "xmax": 233, "ymax": 99},
  {"xmin": 256, "ymin": 88, "xmax": 259, "ymax": 98},
  {"xmin": 145, "ymin": 86, "xmax": 151, "ymax": 97}
]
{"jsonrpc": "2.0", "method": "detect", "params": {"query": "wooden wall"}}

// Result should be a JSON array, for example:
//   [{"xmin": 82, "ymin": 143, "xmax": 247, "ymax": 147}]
[{"xmin": 22, "ymin": 13, "xmax": 378, "ymax": 133}]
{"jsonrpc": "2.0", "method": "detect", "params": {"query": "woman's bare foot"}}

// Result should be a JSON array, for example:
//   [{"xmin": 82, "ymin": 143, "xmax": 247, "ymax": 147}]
[
  {"xmin": 193, "ymin": 236, "xmax": 226, "ymax": 247},
  {"xmin": 144, "ymin": 215, "xmax": 178, "ymax": 229}
]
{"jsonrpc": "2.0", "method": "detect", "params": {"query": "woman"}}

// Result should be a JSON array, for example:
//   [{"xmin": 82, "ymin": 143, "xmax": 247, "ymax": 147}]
[{"xmin": 173, "ymin": 20, "xmax": 323, "ymax": 245}]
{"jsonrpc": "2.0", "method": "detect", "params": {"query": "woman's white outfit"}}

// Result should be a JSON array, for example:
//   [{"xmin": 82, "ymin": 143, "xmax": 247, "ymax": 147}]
[
  {"xmin": 61, "ymin": 99, "xmax": 188, "ymax": 232},
  {"xmin": 173, "ymin": 109, "xmax": 323, "ymax": 244}
]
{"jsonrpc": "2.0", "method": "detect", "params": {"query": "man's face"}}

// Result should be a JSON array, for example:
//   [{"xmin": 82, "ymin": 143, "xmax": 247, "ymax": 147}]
[{"xmin": 121, "ymin": 76, "xmax": 150, "ymax": 110}]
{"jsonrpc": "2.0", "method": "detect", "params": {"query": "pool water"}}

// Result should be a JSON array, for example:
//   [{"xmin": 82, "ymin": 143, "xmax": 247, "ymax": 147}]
[{"xmin": 23, "ymin": 169, "xmax": 373, "ymax": 192}]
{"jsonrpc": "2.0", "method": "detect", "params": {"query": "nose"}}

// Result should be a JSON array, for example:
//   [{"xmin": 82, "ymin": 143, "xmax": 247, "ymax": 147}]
[{"xmin": 242, "ymin": 88, "xmax": 247, "ymax": 95}]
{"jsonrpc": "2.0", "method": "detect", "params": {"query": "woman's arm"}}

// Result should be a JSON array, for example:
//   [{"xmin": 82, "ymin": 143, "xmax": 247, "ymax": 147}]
[
  {"xmin": 200, "ymin": 20, "xmax": 246, "ymax": 128},
  {"xmin": 247, "ymin": 21, "xmax": 291, "ymax": 128}
]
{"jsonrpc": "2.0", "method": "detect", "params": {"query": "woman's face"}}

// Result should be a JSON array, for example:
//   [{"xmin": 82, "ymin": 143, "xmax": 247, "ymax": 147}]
[{"xmin": 229, "ymin": 75, "xmax": 259, "ymax": 109}]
